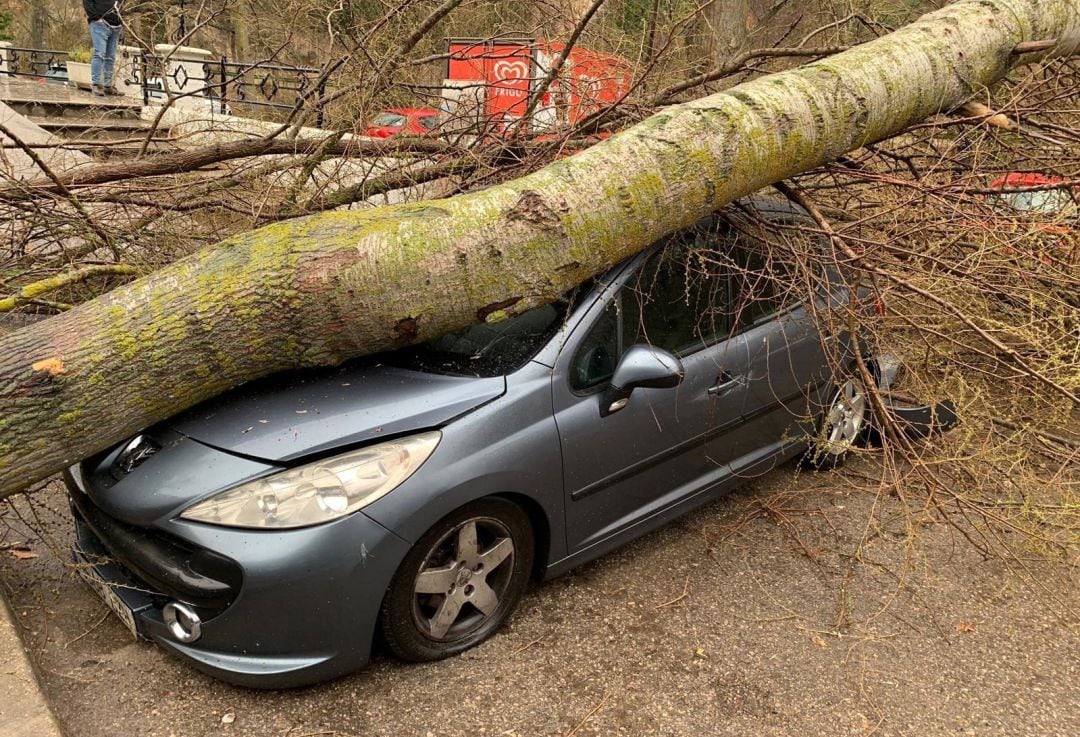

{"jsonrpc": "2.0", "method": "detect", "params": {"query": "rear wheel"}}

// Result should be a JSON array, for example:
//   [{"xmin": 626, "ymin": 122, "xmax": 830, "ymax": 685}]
[
  {"xmin": 805, "ymin": 378, "xmax": 868, "ymax": 469},
  {"xmin": 380, "ymin": 498, "xmax": 533, "ymax": 662}
]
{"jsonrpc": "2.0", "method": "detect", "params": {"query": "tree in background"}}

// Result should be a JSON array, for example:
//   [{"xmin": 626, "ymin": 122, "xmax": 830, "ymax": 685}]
[
  {"xmin": 0, "ymin": 7, "xmax": 13, "ymax": 41},
  {"xmin": 29, "ymin": 0, "xmax": 44, "ymax": 47},
  {"xmin": 0, "ymin": 0, "xmax": 86, "ymax": 51}
]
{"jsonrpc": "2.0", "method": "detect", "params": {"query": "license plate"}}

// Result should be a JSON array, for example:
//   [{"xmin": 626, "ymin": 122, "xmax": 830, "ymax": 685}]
[{"xmin": 74, "ymin": 555, "xmax": 140, "ymax": 639}]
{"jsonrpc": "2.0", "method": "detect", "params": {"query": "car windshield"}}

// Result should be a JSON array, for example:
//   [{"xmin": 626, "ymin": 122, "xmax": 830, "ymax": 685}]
[
  {"xmin": 388, "ymin": 299, "xmax": 573, "ymax": 377},
  {"xmin": 372, "ymin": 113, "xmax": 407, "ymax": 127}
]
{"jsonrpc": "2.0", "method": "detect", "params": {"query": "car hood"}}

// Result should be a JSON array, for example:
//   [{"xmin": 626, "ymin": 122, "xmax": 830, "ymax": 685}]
[{"xmin": 168, "ymin": 363, "xmax": 505, "ymax": 463}]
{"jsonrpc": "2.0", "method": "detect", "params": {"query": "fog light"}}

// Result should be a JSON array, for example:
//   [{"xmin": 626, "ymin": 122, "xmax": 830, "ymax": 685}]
[{"xmin": 163, "ymin": 602, "xmax": 202, "ymax": 643}]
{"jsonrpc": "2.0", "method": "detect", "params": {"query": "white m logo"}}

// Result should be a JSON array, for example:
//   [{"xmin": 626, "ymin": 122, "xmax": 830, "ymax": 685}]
[{"xmin": 493, "ymin": 60, "xmax": 530, "ymax": 83}]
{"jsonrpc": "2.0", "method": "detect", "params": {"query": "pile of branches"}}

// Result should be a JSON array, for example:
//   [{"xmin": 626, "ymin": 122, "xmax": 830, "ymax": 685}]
[{"xmin": 763, "ymin": 55, "xmax": 1078, "ymax": 591}]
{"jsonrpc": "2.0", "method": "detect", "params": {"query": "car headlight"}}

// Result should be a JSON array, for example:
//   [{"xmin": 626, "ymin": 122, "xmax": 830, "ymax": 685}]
[{"xmin": 180, "ymin": 431, "xmax": 441, "ymax": 529}]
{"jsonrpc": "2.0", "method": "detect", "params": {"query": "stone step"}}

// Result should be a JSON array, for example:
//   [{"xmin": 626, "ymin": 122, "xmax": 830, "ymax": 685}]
[
  {"xmin": 26, "ymin": 116, "xmax": 171, "ymax": 142},
  {"xmin": 4, "ymin": 97, "xmax": 143, "ymax": 121}
]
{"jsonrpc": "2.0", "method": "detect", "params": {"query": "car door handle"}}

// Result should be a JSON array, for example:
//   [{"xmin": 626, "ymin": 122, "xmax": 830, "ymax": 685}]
[{"xmin": 707, "ymin": 372, "xmax": 742, "ymax": 397}]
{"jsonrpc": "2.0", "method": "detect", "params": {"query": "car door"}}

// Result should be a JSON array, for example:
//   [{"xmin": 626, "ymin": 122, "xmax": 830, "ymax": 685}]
[
  {"xmin": 552, "ymin": 233, "xmax": 755, "ymax": 553},
  {"xmin": 724, "ymin": 230, "xmax": 834, "ymax": 474}
]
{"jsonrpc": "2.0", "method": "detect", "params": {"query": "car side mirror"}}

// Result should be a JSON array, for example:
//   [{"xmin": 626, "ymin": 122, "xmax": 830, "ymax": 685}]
[{"xmin": 601, "ymin": 345, "xmax": 684, "ymax": 417}]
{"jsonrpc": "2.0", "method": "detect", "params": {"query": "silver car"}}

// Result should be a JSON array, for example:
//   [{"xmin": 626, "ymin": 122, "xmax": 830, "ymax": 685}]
[{"xmin": 66, "ymin": 199, "xmax": 877, "ymax": 687}]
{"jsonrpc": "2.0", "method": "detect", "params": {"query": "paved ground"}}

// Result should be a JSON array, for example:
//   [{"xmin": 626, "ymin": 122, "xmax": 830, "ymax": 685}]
[{"xmin": 0, "ymin": 457, "xmax": 1076, "ymax": 737}]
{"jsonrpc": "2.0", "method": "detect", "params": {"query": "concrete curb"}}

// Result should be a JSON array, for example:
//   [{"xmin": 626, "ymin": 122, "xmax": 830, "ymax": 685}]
[{"xmin": 0, "ymin": 594, "xmax": 64, "ymax": 737}]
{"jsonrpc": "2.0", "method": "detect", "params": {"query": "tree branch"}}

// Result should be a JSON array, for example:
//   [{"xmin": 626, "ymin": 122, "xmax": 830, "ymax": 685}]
[
  {"xmin": 0, "ymin": 265, "xmax": 140, "ymax": 312},
  {"xmin": 1, "ymin": 137, "xmax": 455, "ymax": 198}
]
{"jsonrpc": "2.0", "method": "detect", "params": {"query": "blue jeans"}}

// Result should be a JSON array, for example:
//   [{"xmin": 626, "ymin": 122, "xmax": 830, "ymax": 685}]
[{"xmin": 89, "ymin": 20, "xmax": 122, "ymax": 87}]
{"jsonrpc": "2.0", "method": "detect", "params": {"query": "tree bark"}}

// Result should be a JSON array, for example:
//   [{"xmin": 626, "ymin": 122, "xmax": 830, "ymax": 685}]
[
  {"xmin": 29, "ymin": 2, "xmax": 47, "ymax": 49},
  {"xmin": 0, "ymin": 0, "xmax": 1078, "ymax": 499},
  {"xmin": 228, "ymin": 2, "xmax": 250, "ymax": 59}
]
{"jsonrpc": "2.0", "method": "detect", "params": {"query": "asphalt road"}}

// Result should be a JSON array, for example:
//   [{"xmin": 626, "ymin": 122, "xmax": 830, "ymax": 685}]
[{"xmin": 1, "ymin": 457, "xmax": 1076, "ymax": 737}]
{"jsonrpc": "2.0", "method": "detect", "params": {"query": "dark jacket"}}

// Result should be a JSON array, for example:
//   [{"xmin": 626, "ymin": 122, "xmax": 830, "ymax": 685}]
[{"xmin": 83, "ymin": 0, "xmax": 121, "ymax": 25}]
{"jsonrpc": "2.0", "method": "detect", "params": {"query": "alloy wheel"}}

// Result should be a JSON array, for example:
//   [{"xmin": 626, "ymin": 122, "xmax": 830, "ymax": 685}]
[
  {"xmin": 822, "ymin": 379, "xmax": 867, "ymax": 455},
  {"xmin": 411, "ymin": 517, "xmax": 516, "ymax": 641}
]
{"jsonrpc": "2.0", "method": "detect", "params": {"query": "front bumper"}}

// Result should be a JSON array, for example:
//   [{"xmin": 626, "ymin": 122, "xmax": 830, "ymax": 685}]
[{"xmin": 67, "ymin": 473, "xmax": 411, "ymax": 689}]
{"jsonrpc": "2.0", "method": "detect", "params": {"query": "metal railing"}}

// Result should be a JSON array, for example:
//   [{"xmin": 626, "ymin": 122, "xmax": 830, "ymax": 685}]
[
  {"xmin": 207, "ymin": 59, "xmax": 328, "ymax": 126},
  {"xmin": 0, "ymin": 45, "xmax": 69, "ymax": 79},
  {"xmin": 124, "ymin": 51, "xmax": 213, "ymax": 104},
  {"xmin": 1, "ymin": 44, "xmax": 332, "ymax": 125},
  {"xmin": 121, "ymin": 51, "xmax": 329, "ymax": 125}
]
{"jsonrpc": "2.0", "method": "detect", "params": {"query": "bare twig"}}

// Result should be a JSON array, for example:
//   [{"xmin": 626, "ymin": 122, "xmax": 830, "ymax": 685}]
[{"xmin": 563, "ymin": 693, "xmax": 611, "ymax": 737}]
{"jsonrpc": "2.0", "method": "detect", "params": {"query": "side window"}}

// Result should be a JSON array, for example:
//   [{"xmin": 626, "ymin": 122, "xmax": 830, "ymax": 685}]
[
  {"xmin": 731, "ymin": 247, "xmax": 780, "ymax": 326},
  {"xmin": 568, "ymin": 228, "xmax": 734, "ymax": 392},
  {"xmin": 568, "ymin": 296, "xmax": 621, "ymax": 391},
  {"xmin": 728, "ymin": 232, "xmax": 800, "ymax": 329},
  {"xmin": 625, "ymin": 236, "xmax": 731, "ymax": 356}
]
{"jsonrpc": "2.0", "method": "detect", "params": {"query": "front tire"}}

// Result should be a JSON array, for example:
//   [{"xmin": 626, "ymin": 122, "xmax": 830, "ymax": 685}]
[{"xmin": 379, "ymin": 498, "xmax": 533, "ymax": 662}]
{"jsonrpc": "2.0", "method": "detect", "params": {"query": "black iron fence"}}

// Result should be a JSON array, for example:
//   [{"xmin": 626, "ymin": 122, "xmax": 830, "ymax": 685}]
[
  {"xmin": 208, "ymin": 59, "xmax": 328, "ymax": 126},
  {"xmin": 124, "ymin": 50, "xmax": 212, "ymax": 104},
  {"xmin": 125, "ymin": 51, "xmax": 328, "ymax": 125},
  {"xmin": 0, "ymin": 46, "xmax": 68, "ymax": 79},
  {"xmin": 1, "ymin": 44, "xmax": 330, "ymax": 125}
]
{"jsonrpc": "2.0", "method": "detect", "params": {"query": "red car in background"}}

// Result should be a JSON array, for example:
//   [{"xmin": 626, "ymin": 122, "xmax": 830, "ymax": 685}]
[
  {"xmin": 988, "ymin": 173, "xmax": 1078, "ymax": 223},
  {"xmin": 362, "ymin": 108, "xmax": 441, "ymax": 138},
  {"xmin": 985, "ymin": 172, "xmax": 1078, "ymax": 265}
]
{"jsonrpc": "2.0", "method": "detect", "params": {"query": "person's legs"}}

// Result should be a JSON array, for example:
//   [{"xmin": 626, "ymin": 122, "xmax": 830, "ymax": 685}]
[
  {"xmin": 89, "ymin": 21, "xmax": 108, "ymax": 91},
  {"xmin": 102, "ymin": 25, "xmax": 121, "ymax": 90}
]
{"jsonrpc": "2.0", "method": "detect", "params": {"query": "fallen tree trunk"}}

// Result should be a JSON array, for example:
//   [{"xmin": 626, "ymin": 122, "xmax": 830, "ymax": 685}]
[{"xmin": 1, "ymin": 0, "xmax": 1077, "ymax": 498}]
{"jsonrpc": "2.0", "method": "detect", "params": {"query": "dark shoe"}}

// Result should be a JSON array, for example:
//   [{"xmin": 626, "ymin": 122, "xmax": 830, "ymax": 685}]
[
  {"xmin": 104, "ymin": 86, "xmax": 123, "ymax": 96},
  {"xmin": 91, "ymin": 84, "xmax": 106, "ymax": 97}
]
